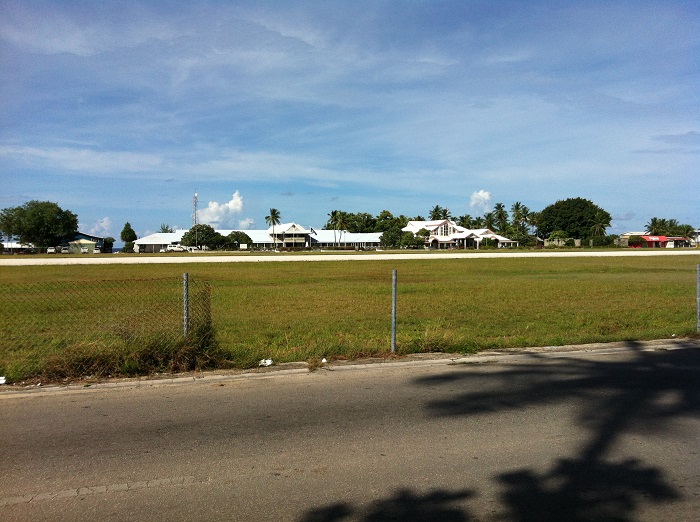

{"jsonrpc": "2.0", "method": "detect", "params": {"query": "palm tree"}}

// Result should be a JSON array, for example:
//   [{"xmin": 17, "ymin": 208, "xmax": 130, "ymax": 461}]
[
  {"xmin": 265, "ymin": 208, "xmax": 281, "ymax": 250},
  {"xmin": 510, "ymin": 202, "xmax": 530, "ymax": 234},
  {"xmin": 456, "ymin": 214, "xmax": 473, "ymax": 229},
  {"xmin": 646, "ymin": 217, "xmax": 662, "ymax": 235},
  {"xmin": 483, "ymin": 211, "xmax": 496, "ymax": 231},
  {"xmin": 335, "ymin": 211, "xmax": 350, "ymax": 247},
  {"xmin": 590, "ymin": 210, "xmax": 611, "ymax": 237},
  {"xmin": 429, "ymin": 205, "xmax": 443, "ymax": 221},
  {"xmin": 327, "ymin": 210, "xmax": 340, "ymax": 247},
  {"xmin": 429, "ymin": 205, "xmax": 451, "ymax": 221},
  {"xmin": 493, "ymin": 203, "xmax": 508, "ymax": 235}
]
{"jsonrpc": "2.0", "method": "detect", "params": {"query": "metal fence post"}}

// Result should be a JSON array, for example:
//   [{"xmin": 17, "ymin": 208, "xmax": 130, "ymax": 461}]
[
  {"xmin": 183, "ymin": 272, "xmax": 189, "ymax": 339},
  {"xmin": 391, "ymin": 269, "xmax": 397, "ymax": 353}
]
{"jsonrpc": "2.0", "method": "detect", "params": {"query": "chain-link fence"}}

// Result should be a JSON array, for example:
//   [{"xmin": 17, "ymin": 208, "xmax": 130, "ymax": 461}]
[{"xmin": 0, "ymin": 275, "xmax": 214, "ymax": 381}]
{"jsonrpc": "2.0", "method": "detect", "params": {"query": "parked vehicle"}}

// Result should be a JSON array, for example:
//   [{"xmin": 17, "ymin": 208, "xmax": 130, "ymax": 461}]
[
  {"xmin": 61, "ymin": 246, "xmax": 70, "ymax": 254},
  {"xmin": 94, "ymin": 247, "xmax": 101, "ymax": 254},
  {"xmin": 166, "ymin": 244, "xmax": 186, "ymax": 252},
  {"xmin": 80, "ymin": 246, "xmax": 89, "ymax": 254},
  {"xmin": 47, "ymin": 247, "xmax": 56, "ymax": 254}
]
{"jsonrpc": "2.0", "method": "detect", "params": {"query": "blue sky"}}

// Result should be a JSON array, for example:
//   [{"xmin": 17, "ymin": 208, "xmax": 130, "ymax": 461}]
[{"xmin": 1, "ymin": 0, "xmax": 698, "ymax": 241}]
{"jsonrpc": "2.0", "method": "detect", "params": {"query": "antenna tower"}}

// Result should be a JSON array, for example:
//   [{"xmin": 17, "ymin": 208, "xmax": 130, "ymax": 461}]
[{"xmin": 192, "ymin": 190, "xmax": 199, "ymax": 227}]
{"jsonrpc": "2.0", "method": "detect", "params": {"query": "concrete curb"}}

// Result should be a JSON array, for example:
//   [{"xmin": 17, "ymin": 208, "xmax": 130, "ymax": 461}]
[{"xmin": 1, "ymin": 338, "xmax": 697, "ymax": 399}]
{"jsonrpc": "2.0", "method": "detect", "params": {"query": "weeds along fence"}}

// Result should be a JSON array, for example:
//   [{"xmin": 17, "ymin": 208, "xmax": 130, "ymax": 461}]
[{"xmin": 0, "ymin": 275, "xmax": 216, "ymax": 381}]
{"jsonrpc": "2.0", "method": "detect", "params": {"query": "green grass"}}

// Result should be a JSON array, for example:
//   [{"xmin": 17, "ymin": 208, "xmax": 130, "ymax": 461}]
[{"xmin": 1, "ymin": 255, "xmax": 698, "ymax": 383}]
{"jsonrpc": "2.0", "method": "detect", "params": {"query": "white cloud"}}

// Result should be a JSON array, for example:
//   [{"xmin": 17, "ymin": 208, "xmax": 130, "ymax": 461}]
[
  {"xmin": 470, "ymin": 190, "xmax": 492, "ymax": 215},
  {"xmin": 86, "ymin": 217, "xmax": 112, "ymax": 237},
  {"xmin": 238, "ymin": 217, "xmax": 255, "ymax": 230},
  {"xmin": 0, "ymin": 145, "xmax": 163, "ymax": 173},
  {"xmin": 197, "ymin": 191, "xmax": 244, "ymax": 227}
]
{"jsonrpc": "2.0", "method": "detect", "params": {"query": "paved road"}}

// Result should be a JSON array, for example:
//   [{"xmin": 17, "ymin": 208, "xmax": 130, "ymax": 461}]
[
  {"xmin": 2, "ymin": 340, "xmax": 699, "ymax": 521},
  {"xmin": 1, "ymin": 248, "xmax": 699, "ymax": 266}
]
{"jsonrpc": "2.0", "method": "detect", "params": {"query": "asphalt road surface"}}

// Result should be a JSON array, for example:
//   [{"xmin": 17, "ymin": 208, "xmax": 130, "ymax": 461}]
[{"xmin": 2, "ymin": 340, "xmax": 699, "ymax": 521}]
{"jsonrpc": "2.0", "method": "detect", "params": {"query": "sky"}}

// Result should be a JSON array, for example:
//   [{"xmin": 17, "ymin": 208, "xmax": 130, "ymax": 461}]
[{"xmin": 1, "ymin": 0, "xmax": 699, "ymax": 242}]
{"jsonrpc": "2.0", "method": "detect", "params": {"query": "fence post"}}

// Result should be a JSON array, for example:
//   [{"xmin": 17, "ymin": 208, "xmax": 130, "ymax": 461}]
[
  {"xmin": 183, "ymin": 272, "xmax": 189, "ymax": 339},
  {"xmin": 697, "ymin": 265, "xmax": 699, "ymax": 333},
  {"xmin": 391, "ymin": 269, "xmax": 397, "ymax": 353}
]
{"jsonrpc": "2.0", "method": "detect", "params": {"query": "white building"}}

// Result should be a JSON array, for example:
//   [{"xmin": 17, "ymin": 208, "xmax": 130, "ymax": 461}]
[
  {"xmin": 402, "ymin": 220, "xmax": 518, "ymax": 249},
  {"xmin": 134, "ymin": 224, "xmax": 383, "ymax": 253}
]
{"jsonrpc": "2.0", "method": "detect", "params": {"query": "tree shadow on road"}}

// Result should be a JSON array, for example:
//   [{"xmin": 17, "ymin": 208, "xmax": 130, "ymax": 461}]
[
  {"xmin": 298, "ymin": 341, "xmax": 699, "ymax": 521},
  {"xmin": 420, "ymin": 341, "xmax": 698, "ymax": 521},
  {"xmin": 301, "ymin": 487, "xmax": 474, "ymax": 521}
]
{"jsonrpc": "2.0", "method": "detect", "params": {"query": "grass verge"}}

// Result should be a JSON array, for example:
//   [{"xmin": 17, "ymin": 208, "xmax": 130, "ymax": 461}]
[{"xmin": 1, "ymin": 255, "xmax": 698, "ymax": 383}]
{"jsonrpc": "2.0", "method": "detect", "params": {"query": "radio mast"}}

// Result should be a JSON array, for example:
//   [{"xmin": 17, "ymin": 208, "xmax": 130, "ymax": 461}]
[{"xmin": 192, "ymin": 190, "xmax": 199, "ymax": 227}]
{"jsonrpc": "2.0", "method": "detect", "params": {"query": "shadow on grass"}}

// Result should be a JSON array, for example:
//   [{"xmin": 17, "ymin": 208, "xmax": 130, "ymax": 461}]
[{"xmin": 298, "ymin": 341, "xmax": 699, "ymax": 521}]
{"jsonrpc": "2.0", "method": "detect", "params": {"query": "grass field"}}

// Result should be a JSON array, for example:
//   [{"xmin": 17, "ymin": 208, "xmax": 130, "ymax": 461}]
[{"xmin": 1, "ymin": 255, "xmax": 698, "ymax": 383}]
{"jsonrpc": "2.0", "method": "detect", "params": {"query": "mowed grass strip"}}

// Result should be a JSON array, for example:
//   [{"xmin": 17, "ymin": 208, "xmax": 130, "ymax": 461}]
[{"xmin": 0, "ymin": 255, "xmax": 697, "ymax": 382}]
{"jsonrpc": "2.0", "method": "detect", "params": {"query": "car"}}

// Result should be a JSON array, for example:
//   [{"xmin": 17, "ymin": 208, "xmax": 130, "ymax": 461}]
[
  {"xmin": 46, "ymin": 247, "xmax": 56, "ymax": 254},
  {"xmin": 80, "ymin": 246, "xmax": 89, "ymax": 254},
  {"xmin": 61, "ymin": 246, "xmax": 70, "ymax": 254},
  {"xmin": 94, "ymin": 247, "xmax": 101, "ymax": 254}
]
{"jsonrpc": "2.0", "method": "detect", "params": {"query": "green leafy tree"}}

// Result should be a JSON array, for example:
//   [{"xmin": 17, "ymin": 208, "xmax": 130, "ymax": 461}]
[
  {"xmin": 226, "ymin": 231, "xmax": 252, "ymax": 249},
  {"xmin": 103, "ymin": 237, "xmax": 115, "ymax": 253},
  {"xmin": 181, "ymin": 224, "xmax": 224, "ymax": 249},
  {"xmin": 120, "ymin": 222, "xmax": 137, "ymax": 253},
  {"xmin": 400, "ymin": 231, "xmax": 426, "ymax": 248},
  {"xmin": 379, "ymin": 227, "xmax": 403, "ymax": 247},
  {"xmin": 0, "ymin": 201, "xmax": 78, "ymax": 248},
  {"xmin": 265, "ymin": 208, "xmax": 281, "ymax": 249},
  {"xmin": 120, "ymin": 222, "xmax": 137, "ymax": 242},
  {"xmin": 159, "ymin": 223, "xmax": 174, "ymax": 233},
  {"xmin": 538, "ymin": 198, "xmax": 611, "ymax": 239}
]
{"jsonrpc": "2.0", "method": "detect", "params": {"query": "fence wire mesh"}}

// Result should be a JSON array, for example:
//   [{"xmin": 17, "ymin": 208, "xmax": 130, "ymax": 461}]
[{"xmin": 0, "ymin": 277, "xmax": 213, "ymax": 380}]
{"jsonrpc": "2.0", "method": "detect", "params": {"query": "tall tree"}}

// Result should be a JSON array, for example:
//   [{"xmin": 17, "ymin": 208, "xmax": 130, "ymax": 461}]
[
  {"xmin": 327, "ymin": 210, "xmax": 340, "ymax": 246},
  {"xmin": 510, "ymin": 202, "xmax": 530, "ymax": 234},
  {"xmin": 265, "ymin": 208, "xmax": 281, "ymax": 250},
  {"xmin": 120, "ymin": 222, "xmax": 137, "ymax": 253},
  {"xmin": 493, "ymin": 202, "xmax": 509, "ymax": 235},
  {"xmin": 483, "ymin": 211, "xmax": 496, "ymax": 231},
  {"xmin": 0, "ymin": 201, "xmax": 78, "ymax": 248},
  {"xmin": 159, "ymin": 223, "xmax": 174, "ymax": 233},
  {"xmin": 335, "ymin": 211, "xmax": 350, "ymax": 246},
  {"xmin": 538, "ymin": 198, "xmax": 611, "ymax": 239},
  {"xmin": 120, "ymin": 222, "xmax": 137, "ymax": 242},
  {"xmin": 429, "ymin": 205, "xmax": 451, "ymax": 221},
  {"xmin": 456, "ymin": 214, "xmax": 473, "ymax": 229},
  {"xmin": 590, "ymin": 210, "xmax": 612, "ymax": 237},
  {"xmin": 181, "ymin": 224, "xmax": 224, "ymax": 249}
]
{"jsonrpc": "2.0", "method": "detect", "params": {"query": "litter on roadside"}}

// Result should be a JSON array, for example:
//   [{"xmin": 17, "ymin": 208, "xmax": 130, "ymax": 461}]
[{"xmin": 258, "ymin": 359, "xmax": 273, "ymax": 367}]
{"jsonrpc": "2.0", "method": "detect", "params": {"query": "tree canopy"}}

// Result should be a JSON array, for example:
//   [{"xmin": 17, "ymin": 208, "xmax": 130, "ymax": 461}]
[
  {"xmin": 0, "ymin": 200, "xmax": 78, "ymax": 247},
  {"xmin": 120, "ymin": 222, "xmax": 137, "ymax": 243},
  {"xmin": 181, "ymin": 224, "xmax": 223, "ymax": 249},
  {"xmin": 538, "ymin": 198, "xmax": 611, "ymax": 239},
  {"xmin": 645, "ymin": 217, "xmax": 694, "ymax": 237}
]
